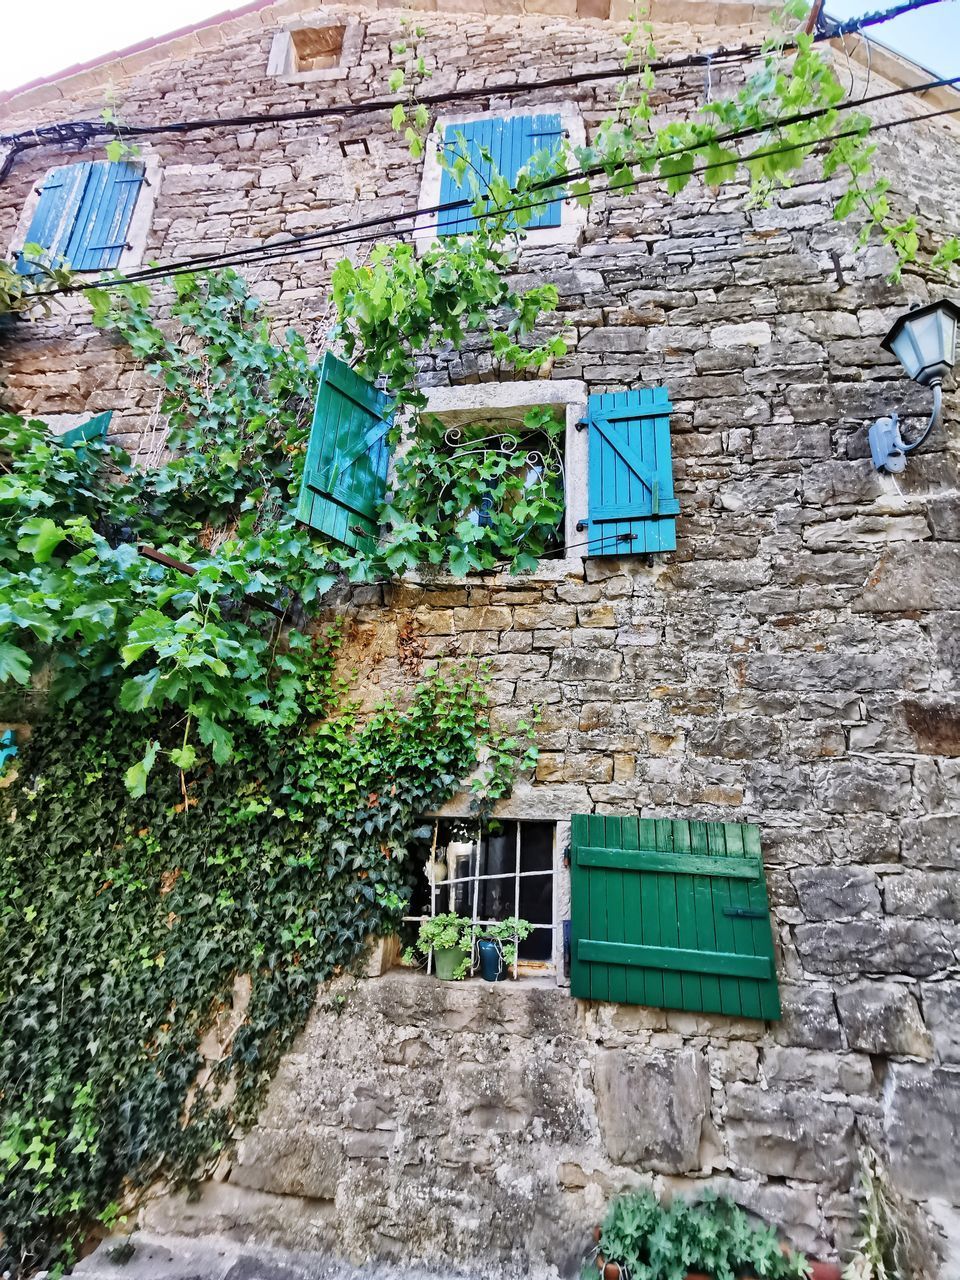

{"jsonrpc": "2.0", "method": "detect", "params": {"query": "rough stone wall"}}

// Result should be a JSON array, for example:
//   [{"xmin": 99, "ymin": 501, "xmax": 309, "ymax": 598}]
[{"xmin": 2, "ymin": 1, "xmax": 960, "ymax": 1275}]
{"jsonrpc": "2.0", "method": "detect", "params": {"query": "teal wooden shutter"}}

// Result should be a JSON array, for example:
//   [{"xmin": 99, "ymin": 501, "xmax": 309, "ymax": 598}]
[
  {"xmin": 16, "ymin": 161, "xmax": 143, "ymax": 275},
  {"xmin": 584, "ymin": 386, "xmax": 678, "ymax": 556},
  {"xmin": 437, "ymin": 114, "xmax": 563, "ymax": 236},
  {"xmin": 67, "ymin": 161, "xmax": 145, "ymax": 271},
  {"xmin": 60, "ymin": 411, "xmax": 112, "ymax": 449},
  {"xmin": 295, "ymin": 353, "xmax": 393, "ymax": 551},
  {"xmin": 0, "ymin": 730, "xmax": 17, "ymax": 769},
  {"xmin": 15, "ymin": 163, "xmax": 89, "ymax": 275},
  {"xmin": 570, "ymin": 815, "xmax": 780, "ymax": 1020}
]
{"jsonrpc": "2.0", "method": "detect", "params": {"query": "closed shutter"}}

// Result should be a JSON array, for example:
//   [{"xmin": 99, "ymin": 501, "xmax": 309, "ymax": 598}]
[
  {"xmin": 0, "ymin": 730, "xmax": 17, "ymax": 768},
  {"xmin": 60, "ymin": 411, "xmax": 112, "ymax": 449},
  {"xmin": 15, "ymin": 164, "xmax": 89, "ymax": 275},
  {"xmin": 584, "ymin": 387, "xmax": 678, "ymax": 556},
  {"xmin": 16, "ymin": 161, "xmax": 144, "ymax": 275},
  {"xmin": 570, "ymin": 815, "xmax": 780, "ymax": 1020},
  {"xmin": 437, "ymin": 114, "xmax": 564, "ymax": 236},
  {"xmin": 295, "ymin": 353, "xmax": 393, "ymax": 551},
  {"xmin": 67, "ymin": 161, "xmax": 146, "ymax": 271}
]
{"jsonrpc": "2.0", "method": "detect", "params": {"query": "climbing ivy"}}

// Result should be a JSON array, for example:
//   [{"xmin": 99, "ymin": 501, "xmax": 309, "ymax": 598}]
[{"xmin": 0, "ymin": 653, "xmax": 530, "ymax": 1276}]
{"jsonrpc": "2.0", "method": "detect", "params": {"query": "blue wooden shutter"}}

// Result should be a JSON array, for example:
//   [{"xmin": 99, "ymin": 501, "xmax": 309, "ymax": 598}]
[
  {"xmin": 570, "ymin": 815, "xmax": 780, "ymax": 1021},
  {"xmin": 60, "ymin": 411, "xmax": 112, "ymax": 449},
  {"xmin": 437, "ymin": 114, "xmax": 563, "ymax": 236},
  {"xmin": 67, "ymin": 161, "xmax": 146, "ymax": 271},
  {"xmin": 0, "ymin": 730, "xmax": 17, "ymax": 769},
  {"xmin": 295, "ymin": 353, "xmax": 393, "ymax": 551},
  {"xmin": 584, "ymin": 386, "xmax": 678, "ymax": 556},
  {"xmin": 15, "ymin": 164, "xmax": 89, "ymax": 275}
]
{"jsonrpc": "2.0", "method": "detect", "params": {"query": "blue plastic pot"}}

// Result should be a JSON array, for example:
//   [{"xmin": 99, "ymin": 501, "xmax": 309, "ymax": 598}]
[{"xmin": 477, "ymin": 937, "xmax": 507, "ymax": 982}]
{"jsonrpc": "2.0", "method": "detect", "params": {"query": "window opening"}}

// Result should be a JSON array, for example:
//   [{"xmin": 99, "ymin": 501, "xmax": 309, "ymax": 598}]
[
  {"xmin": 405, "ymin": 819, "xmax": 557, "ymax": 976},
  {"xmin": 290, "ymin": 25, "xmax": 346, "ymax": 70}
]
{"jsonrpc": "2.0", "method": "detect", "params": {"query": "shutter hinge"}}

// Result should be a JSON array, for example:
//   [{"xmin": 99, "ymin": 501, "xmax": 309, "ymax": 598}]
[
  {"xmin": 575, "ymin": 520, "xmax": 588, "ymax": 532},
  {"xmin": 575, "ymin": 419, "xmax": 588, "ymax": 432}
]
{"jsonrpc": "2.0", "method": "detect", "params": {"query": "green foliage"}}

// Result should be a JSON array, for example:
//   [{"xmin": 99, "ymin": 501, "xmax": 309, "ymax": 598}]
[
  {"xmin": 843, "ymin": 1146, "xmax": 913, "ymax": 1280},
  {"xmin": 476, "ymin": 915, "xmax": 532, "ymax": 966},
  {"xmin": 379, "ymin": 407, "xmax": 565, "ymax": 575},
  {"xmin": 0, "ymin": 658, "xmax": 528, "ymax": 1275},
  {"xmin": 589, "ymin": 1189, "xmax": 810, "ymax": 1280},
  {"xmin": 0, "ymin": 270, "xmax": 339, "ymax": 778},
  {"xmin": 0, "ymin": 254, "xmax": 75, "ymax": 319}
]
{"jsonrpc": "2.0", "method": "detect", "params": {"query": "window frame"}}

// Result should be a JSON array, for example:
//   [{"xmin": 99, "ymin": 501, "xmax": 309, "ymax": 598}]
[
  {"xmin": 413, "ymin": 103, "xmax": 588, "ymax": 250},
  {"xmin": 8, "ymin": 153, "xmax": 161, "ymax": 276},
  {"xmin": 404, "ymin": 817, "xmax": 570, "ymax": 984},
  {"xmin": 266, "ymin": 19, "xmax": 363, "ymax": 84},
  {"xmin": 396, "ymin": 379, "xmax": 589, "ymax": 579}
]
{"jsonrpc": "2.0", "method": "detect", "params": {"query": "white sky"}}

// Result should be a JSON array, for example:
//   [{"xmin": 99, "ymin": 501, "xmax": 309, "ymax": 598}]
[{"xmin": 0, "ymin": 0, "xmax": 957, "ymax": 93}]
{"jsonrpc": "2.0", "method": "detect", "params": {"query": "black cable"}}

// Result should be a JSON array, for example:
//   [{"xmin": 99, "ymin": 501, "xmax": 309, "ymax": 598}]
[
  {"xmin": 44, "ymin": 73, "xmax": 960, "ymax": 295},
  {"xmin": 0, "ymin": 0, "xmax": 949, "ymax": 160}
]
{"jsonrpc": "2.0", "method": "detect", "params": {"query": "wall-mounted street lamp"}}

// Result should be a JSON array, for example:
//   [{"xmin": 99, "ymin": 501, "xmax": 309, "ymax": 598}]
[{"xmin": 868, "ymin": 299, "xmax": 960, "ymax": 472}]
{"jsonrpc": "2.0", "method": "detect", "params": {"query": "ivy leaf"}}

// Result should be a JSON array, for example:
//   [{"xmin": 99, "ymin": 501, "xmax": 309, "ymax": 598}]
[
  {"xmin": 17, "ymin": 517, "xmax": 67, "ymax": 564},
  {"xmin": 170, "ymin": 743, "xmax": 197, "ymax": 770},
  {"xmin": 0, "ymin": 641, "xmax": 31, "ymax": 685},
  {"xmin": 388, "ymin": 69, "xmax": 404, "ymax": 93},
  {"xmin": 124, "ymin": 739, "xmax": 159, "ymax": 797}
]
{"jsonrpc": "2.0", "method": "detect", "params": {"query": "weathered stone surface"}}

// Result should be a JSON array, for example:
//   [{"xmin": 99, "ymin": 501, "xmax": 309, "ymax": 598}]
[
  {"xmin": 836, "ymin": 982, "xmax": 933, "ymax": 1059},
  {"xmin": 857, "ymin": 546, "xmax": 960, "ymax": 612},
  {"xmin": 922, "ymin": 982, "xmax": 960, "ymax": 1064},
  {"xmin": 725, "ymin": 1084, "xmax": 856, "ymax": 1183},
  {"xmin": 792, "ymin": 867, "xmax": 881, "ymax": 920},
  {"xmin": 794, "ymin": 919, "xmax": 954, "ymax": 978},
  {"xmin": 884, "ymin": 871, "xmax": 960, "ymax": 922},
  {"xmin": 593, "ymin": 1048, "xmax": 708, "ymax": 1173},
  {"xmin": 773, "ymin": 985, "xmax": 842, "ymax": 1050},
  {"xmin": 884, "ymin": 1065, "xmax": 960, "ymax": 1199}
]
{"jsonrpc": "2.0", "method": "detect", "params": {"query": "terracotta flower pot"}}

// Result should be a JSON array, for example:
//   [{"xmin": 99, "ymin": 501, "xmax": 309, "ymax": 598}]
[
  {"xmin": 603, "ymin": 1263, "xmax": 622, "ymax": 1280},
  {"xmin": 685, "ymin": 1273, "xmax": 712, "ymax": 1280},
  {"xmin": 807, "ymin": 1264, "xmax": 842, "ymax": 1280}
]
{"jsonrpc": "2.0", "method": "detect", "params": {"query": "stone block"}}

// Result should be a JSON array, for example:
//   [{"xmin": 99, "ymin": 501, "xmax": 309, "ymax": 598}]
[
  {"xmin": 724, "ymin": 1084, "xmax": 855, "ymax": 1183},
  {"xmin": 901, "ymin": 817, "xmax": 960, "ymax": 870},
  {"xmin": 884, "ymin": 871, "xmax": 960, "ymax": 922},
  {"xmin": 836, "ymin": 981, "xmax": 933, "ymax": 1060},
  {"xmin": 922, "ymin": 982, "xmax": 960, "ymax": 1064},
  {"xmin": 773, "ymin": 984, "xmax": 842, "ymax": 1050},
  {"xmin": 792, "ymin": 867, "xmax": 881, "ymax": 921},
  {"xmin": 233, "ymin": 1127, "xmax": 343, "ymax": 1199},
  {"xmin": 794, "ymin": 919, "xmax": 953, "ymax": 978},
  {"xmin": 856, "ymin": 545, "xmax": 960, "ymax": 612},
  {"xmin": 884, "ymin": 1064, "xmax": 960, "ymax": 1199},
  {"xmin": 593, "ymin": 1047, "xmax": 709, "ymax": 1173},
  {"xmin": 760, "ymin": 1046, "xmax": 874, "ymax": 1094}
]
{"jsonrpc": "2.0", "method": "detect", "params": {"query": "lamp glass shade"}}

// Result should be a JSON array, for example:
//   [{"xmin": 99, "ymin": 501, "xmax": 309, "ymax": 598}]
[{"xmin": 881, "ymin": 299, "xmax": 960, "ymax": 386}]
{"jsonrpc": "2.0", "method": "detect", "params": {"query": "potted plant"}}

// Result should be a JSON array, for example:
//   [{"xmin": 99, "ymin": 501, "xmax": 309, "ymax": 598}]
[
  {"xmin": 475, "ymin": 916, "xmax": 533, "ymax": 982},
  {"xmin": 586, "ymin": 1189, "xmax": 811, "ymax": 1280},
  {"xmin": 406, "ymin": 913, "xmax": 473, "ymax": 980}
]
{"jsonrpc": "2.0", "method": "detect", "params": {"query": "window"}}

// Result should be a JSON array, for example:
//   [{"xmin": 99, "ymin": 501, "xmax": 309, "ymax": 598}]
[
  {"xmin": 296, "ymin": 367, "xmax": 679, "ymax": 569},
  {"xmin": 415, "ymin": 105, "xmax": 587, "ymax": 249},
  {"xmin": 405, "ymin": 819, "xmax": 560, "ymax": 977},
  {"xmin": 11, "ymin": 157, "xmax": 158, "ymax": 275},
  {"xmin": 417, "ymin": 380, "xmax": 588, "ymax": 572},
  {"xmin": 266, "ymin": 20, "xmax": 363, "ymax": 83}
]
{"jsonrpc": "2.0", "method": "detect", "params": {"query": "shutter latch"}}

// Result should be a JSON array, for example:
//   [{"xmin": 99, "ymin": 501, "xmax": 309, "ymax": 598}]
[{"xmin": 723, "ymin": 907, "xmax": 768, "ymax": 920}]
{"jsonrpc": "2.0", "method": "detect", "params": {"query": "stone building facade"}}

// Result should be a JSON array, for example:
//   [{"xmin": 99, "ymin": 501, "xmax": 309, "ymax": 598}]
[{"xmin": 2, "ymin": 0, "xmax": 960, "ymax": 1274}]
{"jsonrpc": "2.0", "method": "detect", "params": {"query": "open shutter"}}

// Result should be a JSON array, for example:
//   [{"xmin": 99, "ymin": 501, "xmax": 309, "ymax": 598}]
[
  {"xmin": 15, "ymin": 163, "xmax": 89, "ymax": 275},
  {"xmin": 570, "ymin": 815, "xmax": 780, "ymax": 1020},
  {"xmin": 584, "ymin": 387, "xmax": 678, "ymax": 556},
  {"xmin": 60, "ymin": 411, "xmax": 112, "ymax": 450},
  {"xmin": 0, "ymin": 730, "xmax": 17, "ymax": 768},
  {"xmin": 295, "ymin": 353, "xmax": 393, "ymax": 551},
  {"xmin": 437, "ymin": 114, "xmax": 564, "ymax": 236},
  {"xmin": 67, "ymin": 161, "xmax": 146, "ymax": 271}
]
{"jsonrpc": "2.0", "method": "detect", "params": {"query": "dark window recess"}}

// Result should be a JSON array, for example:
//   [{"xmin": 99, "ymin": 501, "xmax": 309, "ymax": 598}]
[{"xmin": 409, "ymin": 819, "xmax": 556, "ymax": 965}]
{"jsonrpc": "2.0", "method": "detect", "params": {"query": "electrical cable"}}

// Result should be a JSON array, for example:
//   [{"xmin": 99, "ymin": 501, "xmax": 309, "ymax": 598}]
[
  {"xmin": 41, "ymin": 76, "xmax": 960, "ymax": 295},
  {"xmin": 0, "ymin": 0, "xmax": 950, "ymax": 162}
]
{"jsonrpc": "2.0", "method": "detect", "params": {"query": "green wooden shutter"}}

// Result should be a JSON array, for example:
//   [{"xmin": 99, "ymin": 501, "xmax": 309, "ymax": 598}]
[
  {"xmin": 15, "ymin": 163, "xmax": 89, "ymax": 275},
  {"xmin": 437, "ymin": 114, "xmax": 563, "ymax": 236},
  {"xmin": 295, "ymin": 353, "xmax": 393, "ymax": 551},
  {"xmin": 569, "ymin": 815, "xmax": 780, "ymax": 1020},
  {"xmin": 60, "ymin": 411, "xmax": 112, "ymax": 449},
  {"xmin": 585, "ymin": 387, "xmax": 678, "ymax": 556}
]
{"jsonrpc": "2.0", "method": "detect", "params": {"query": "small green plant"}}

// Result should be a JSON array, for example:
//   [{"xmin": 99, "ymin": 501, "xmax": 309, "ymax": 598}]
[
  {"xmin": 476, "ymin": 916, "xmax": 533, "ymax": 967},
  {"xmin": 843, "ymin": 1146, "xmax": 912, "ymax": 1280},
  {"xmin": 0, "ymin": 254, "xmax": 74, "ymax": 318},
  {"xmin": 586, "ymin": 1189, "xmax": 810, "ymax": 1280}
]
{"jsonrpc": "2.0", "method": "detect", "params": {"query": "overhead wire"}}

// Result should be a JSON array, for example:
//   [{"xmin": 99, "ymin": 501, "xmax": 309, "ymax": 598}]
[
  {"xmin": 0, "ymin": 0, "xmax": 951, "ymax": 164},
  {"xmin": 40, "ymin": 71, "xmax": 960, "ymax": 295}
]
